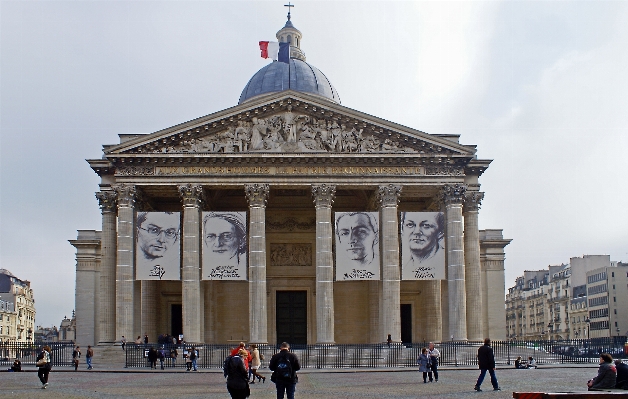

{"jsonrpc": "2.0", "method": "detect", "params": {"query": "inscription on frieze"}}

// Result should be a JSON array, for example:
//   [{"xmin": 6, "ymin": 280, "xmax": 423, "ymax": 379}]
[{"xmin": 270, "ymin": 244, "xmax": 312, "ymax": 266}]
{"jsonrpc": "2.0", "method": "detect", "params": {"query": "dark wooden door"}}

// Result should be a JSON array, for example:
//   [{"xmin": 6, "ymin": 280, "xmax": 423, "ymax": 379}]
[
  {"xmin": 276, "ymin": 291, "xmax": 307, "ymax": 345},
  {"xmin": 401, "ymin": 304, "xmax": 412, "ymax": 344},
  {"xmin": 171, "ymin": 304, "xmax": 183, "ymax": 338}
]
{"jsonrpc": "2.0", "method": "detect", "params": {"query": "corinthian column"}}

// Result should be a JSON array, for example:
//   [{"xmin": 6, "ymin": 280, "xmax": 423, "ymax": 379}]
[
  {"xmin": 96, "ymin": 190, "xmax": 117, "ymax": 344},
  {"xmin": 245, "ymin": 184, "xmax": 269, "ymax": 344},
  {"xmin": 441, "ymin": 184, "xmax": 467, "ymax": 341},
  {"xmin": 113, "ymin": 184, "xmax": 137, "ymax": 341},
  {"xmin": 378, "ymin": 184, "xmax": 402, "ymax": 343},
  {"xmin": 464, "ymin": 191, "xmax": 484, "ymax": 341},
  {"xmin": 311, "ymin": 184, "xmax": 336, "ymax": 344},
  {"xmin": 179, "ymin": 184, "xmax": 204, "ymax": 343}
]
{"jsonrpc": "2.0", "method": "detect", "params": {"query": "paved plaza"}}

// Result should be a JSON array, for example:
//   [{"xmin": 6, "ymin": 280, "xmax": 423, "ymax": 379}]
[{"xmin": 0, "ymin": 366, "xmax": 604, "ymax": 399}]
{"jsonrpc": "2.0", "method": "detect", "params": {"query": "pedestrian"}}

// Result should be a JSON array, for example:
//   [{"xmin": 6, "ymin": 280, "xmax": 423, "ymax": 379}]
[
  {"xmin": 121, "ymin": 336, "xmax": 127, "ymax": 351},
  {"xmin": 148, "ymin": 347, "xmax": 158, "ymax": 369},
  {"xmin": 515, "ymin": 356, "xmax": 525, "ymax": 369},
  {"xmin": 417, "ymin": 347, "xmax": 431, "ymax": 383},
  {"xmin": 587, "ymin": 353, "xmax": 617, "ymax": 390},
  {"xmin": 427, "ymin": 341, "xmax": 440, "ymax": 382},
  {"xmin": 474, "ymin": 338, "xmax": 500, "ymax": 392},
  {"xmin": 170, "ymin": 347, "xmax": 178, "ymax": 368},
  {"xmin": 86, "ymin": 345, "xmax": 94, "ymax": 370},
  {"xmin": 190, "ymin": 346, "xmax": 198, "ymax": 371},
  {"xmin": 231, "ymin": 342, "xmax": 251, "ymax": 365},
  {"xmin": 135, "ymin": 335, "xmax": 142, "ymax": 344},
  {"xmin": 72, "ymin": 345, "xmax": 81, "ymax": 371},
  {"xmin": 249, "ymin": 343, "xmax": 265, "ymax": 383},
  {"xmin": 526, "ymin": 356, "xmax": 537, "ymax": 369},
  {"xmin": 159, "ymin": 346, "xmax": 166, "ymax": 370},
  {"xmin": 226, "ymin": 349, "xmax": 251, "ymax": 399},
  {"xmin": 269, "ymin": 342, "xmax": 301, "ymax": 399},
  {"xmin": 185, "ymin": 349, "xmax": 192, "ymax": 371},
  {"xmin": 10, "ymin": 358, "xmax": 22, "ymax": 372},
  {"xmin": 144, "ymin": 333, "xmax": 149, "ymax": 347},
  {"xmin": 36, "ymin": 345, "xmax": 52, "ymax": 389},
  {"xmin": 386, "ymin": 334, "xmax": 392, "ymax": 347},
  {"xmin": 615, "ymin": 359, "xmax": 628, "ymax": 389}
]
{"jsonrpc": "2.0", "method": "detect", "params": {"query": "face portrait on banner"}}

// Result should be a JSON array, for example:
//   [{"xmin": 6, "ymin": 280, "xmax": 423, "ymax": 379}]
[
  {"xmin": 334, "ymin": 212, "xmax": 380, "ymax": 280},
  {"xmin": 401, "ymin": 212, "xmax": 445, "ymax": 280},
  {"xmin": 136, "ymin": 212, "xmax": 181, "ymax": 280},
  {"xmin": 202, "ymin": 212, "xmax": 247, "ymax": 280}
]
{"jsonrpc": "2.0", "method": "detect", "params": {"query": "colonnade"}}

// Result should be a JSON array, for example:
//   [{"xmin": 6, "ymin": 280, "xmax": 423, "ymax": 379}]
[{"xmin": 95, "ymin": 183, "xmax": 484, "ymax": 344}]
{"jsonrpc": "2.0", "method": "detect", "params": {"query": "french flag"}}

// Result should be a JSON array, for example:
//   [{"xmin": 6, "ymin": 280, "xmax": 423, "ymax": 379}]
[{"xmin": 259, "ymin": 41, "xmax": 290, "ymax": 64}]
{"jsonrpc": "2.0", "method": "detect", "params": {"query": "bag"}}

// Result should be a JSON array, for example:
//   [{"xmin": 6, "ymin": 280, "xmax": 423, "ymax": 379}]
[
  {"xmin": 36, "ymin": 359, "xmax": 47, "ymax": 367},
  {"xmin": 223, "ymin": 355, "xmax": 233, "ymax": 378},
  {"xmin": 260, "ymin": 353, "xmax": 265, "ymax": 361},
  {"xmin": 276, "ymin": 354, "xmax": 293, "ymax": 380}
]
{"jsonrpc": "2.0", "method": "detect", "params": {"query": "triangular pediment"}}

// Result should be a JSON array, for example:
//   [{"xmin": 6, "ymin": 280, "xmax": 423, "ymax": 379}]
[{"xmin": 104, "ymin": 91, "xmax": 475, "ymax": 157}]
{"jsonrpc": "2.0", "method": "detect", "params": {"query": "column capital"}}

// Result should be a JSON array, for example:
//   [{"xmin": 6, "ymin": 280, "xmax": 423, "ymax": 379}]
[
  {"xmin": 311, "ymin": 184, "xmax": 336, "ymax": 208},
  {"xmin": 245, "ymin": 184, "xmax": 269, "ymax": 208},
  {"xmin": 463, "ymin": 191, "xmax": 484, "ymax": 212},
  {"xmin": 112, "ymin": 184, "xmax": 138, "ymax": 208},
  {"xmin": 377, "ymin": 184, "xmax": 402, "ymax": 208},
  {"xmin": 440, "ymin": 183, "xmax": 466, "ymax": 206},
  {"xmin": 178, "ymin": 184, "xmax": 204, "ymax": 208},
  {"xmin": 96, "ymin": 191, "xmax": 117, "ymax": 213}
]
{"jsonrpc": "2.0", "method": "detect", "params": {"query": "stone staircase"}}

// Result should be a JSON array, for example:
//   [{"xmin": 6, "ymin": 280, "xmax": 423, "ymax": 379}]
[{"xmin": 91, "ymin": 344, "xmax": 127, "ymax": 369}]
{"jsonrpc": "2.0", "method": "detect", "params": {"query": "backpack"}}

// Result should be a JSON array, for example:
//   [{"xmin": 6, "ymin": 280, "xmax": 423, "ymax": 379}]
[
  {"xmin": 159, "ymin": 349, "xmax": 165, "ymax": 359},
  {"xmin": 223, "ymin": 355, "xmax": 233, "ymax": 378},
  {"xmin": 276, "ymin": 354, "xmax": 293, "ymax": 380}
]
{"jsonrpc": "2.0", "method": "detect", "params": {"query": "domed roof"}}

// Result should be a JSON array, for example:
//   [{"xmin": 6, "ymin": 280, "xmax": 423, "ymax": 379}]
[{"xmin": 239, "ymin": 59, "xmax": 341, "ymax": 105}]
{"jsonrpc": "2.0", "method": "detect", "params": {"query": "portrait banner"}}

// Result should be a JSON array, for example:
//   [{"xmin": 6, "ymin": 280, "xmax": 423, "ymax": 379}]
[
  {"xmin": 334, "ymin": 212, "xmax": 380, "ymax": 281},
  {"xmin": 400, "ymin": 212, "xmax": 446, "ymax": 280},
  {"xmin": 135, "ymin": 212, "xmax": 181, "ymax": 280},
  {"xmin": 202, "ymin": 211, "xmax": 247, "ymax": 280}
]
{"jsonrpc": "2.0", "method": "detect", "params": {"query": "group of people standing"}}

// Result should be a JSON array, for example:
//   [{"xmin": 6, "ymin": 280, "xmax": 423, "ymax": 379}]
[
  {"xmin": 225, "ymin": 341, "xmax": 301, "ymax": 399},
  {"xmin": 416, "ymin": 342, "xmax": 440, "ymax": 383},
  {"xmin": 71, "ymin": 345, "xmax": 94, "ymax": 371}
]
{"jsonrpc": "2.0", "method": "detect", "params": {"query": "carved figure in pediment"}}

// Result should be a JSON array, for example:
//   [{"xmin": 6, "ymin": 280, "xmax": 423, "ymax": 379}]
[
  {"xmin": 235, "ymin": 121, "xmax": 250, "ymax": 152},
  {"xmin": 283, "ymin": 110, "xmax": 302, "ymax": 143},
  {"xmin": 250, "ymin": 117, "xmax": 266, "ymax": 150}
]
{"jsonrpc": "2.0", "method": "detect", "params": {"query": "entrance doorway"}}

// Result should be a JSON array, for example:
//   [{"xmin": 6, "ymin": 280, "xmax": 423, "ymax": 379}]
[
  {"xmin": 171, "ymin": 304, "xmax": 182, "ymax": 338},
  {"xmin": 400, "ymin": 304, "xmax": 412, "ymax": 344},
  {"xmin": 276, "ymin": 291, "xmax": 307, "ymax": 345}
]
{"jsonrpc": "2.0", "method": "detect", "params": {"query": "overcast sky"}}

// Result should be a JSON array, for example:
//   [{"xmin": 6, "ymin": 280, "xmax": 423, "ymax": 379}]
[{"xmin": 1, "ymin": 1, "xmax": 626, "ymax": 329}]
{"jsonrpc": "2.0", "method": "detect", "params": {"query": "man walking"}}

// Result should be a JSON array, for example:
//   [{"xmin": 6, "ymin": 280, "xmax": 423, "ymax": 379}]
[
  {"xmin": 86, "ymin": 345, "xmax": 94, "ymax": 370},
  {"xmin": 427, "ymin": 342, "xmax": 440, "ymax": 382},
  {"xmin": 270, "ymin": 342, "xmax": 301, "ymax": 399},
  {"xmin": 474, "ymin": 338, "xmax": 500, "ymax": 391},
  {"xmin": 121, "ymin": 336, "xmax": 127, "ymax": 351},
  {"xmin": 72, "ymin": 345, "xmax": 80, "ymax": 371}
]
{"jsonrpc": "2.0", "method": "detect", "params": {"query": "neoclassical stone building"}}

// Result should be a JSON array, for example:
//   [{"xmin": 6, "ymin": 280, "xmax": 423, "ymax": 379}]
[{"xmin": 72, "ymin": 16, "xmax": 510, "ymax": 347}]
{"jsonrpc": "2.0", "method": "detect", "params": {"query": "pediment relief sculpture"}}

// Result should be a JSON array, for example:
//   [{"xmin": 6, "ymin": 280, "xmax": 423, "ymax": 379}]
[{"xmin": 127, "ymin": 110, "xmax": 454, "ymax": 155}]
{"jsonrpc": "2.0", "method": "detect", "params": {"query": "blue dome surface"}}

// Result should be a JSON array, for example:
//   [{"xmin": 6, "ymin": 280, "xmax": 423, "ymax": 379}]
[{"xmin": 239, "ymin": 59, "xmax": 340, "ymax": 104}]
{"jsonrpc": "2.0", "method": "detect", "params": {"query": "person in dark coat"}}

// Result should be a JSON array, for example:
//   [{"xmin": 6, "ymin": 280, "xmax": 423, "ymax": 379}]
[
  {"xmin": 147, "ymin": 347, "xmax": 158, "ymax": 369},
  {"xmin": 615, "ymin": 360, "xmax": 628, "ymax": 389},
  {"xmin": 587, "ymin": 353, "xmax": 617, "ymax": 390},
  {"xmin": 474, "ymin": 338, "xmax": 500, "ymax": 392},
  {"xmin": 269, "ymin": 342, "xmax": 301, "ymax": 399},
  {"xmin": 10, "ymin": 358, "xmax": 21, "ymax": 372},
  {"xmin": 226, "ymin": 349, "xmax": 250, "ymax": 399},
  {"xmin": 36, "ymin": 346, "xmax": 52, "ymax": 389},
  {"xmin": 417, "ymin": 347, "xmax": 431, "ymax": 383}
]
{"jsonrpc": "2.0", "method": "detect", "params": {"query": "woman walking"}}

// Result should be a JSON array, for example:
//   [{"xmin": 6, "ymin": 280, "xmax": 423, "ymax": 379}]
[
  {"xmin": 36, "ymin": 345, "xmax": 52, "ymax": 389},
  {"xmin": 249, "ymin": 344, "xmax": 265, "ymax": 383},
  {"xmin": 417, "ymin": 347, "xmax": 431, "ymax": 383},
  {"xmin": 226, "ymin": 349, "xmax": 251, "ymax": 399}
]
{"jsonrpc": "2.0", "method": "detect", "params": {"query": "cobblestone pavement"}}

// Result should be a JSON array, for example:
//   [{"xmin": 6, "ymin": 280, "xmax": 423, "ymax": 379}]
[{"xmin": 0, "ymin": 366, "xmax": 602, "ymax": 399}]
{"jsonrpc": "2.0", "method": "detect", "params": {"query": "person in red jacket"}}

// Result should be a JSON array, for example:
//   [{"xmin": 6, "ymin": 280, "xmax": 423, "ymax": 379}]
[{"xmin": 231, "ymin": 342, "xmax": 252, "ymax": 370}]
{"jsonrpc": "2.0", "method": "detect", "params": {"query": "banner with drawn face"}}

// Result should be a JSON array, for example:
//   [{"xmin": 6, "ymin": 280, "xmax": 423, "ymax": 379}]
[
  {"xmin": 202, "ymin": 212, "xmax": 247, "ymax": 280},
  {"xmin": 135, "ymin": 212, "xmax": 181, "ymax": 280},
  {"xmin": 334, "ymin": 212, "xmax": 380, "ymax": 281},
  {"xmin": 401, "ymin": 212, "xmax": 446, "ymax": 280}
]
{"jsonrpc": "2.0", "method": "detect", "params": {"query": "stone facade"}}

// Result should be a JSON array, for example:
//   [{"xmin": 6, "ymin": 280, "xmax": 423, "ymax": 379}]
[{"xmin": 0, "ymin": 269, "xmax": 36, "ymax": 343}]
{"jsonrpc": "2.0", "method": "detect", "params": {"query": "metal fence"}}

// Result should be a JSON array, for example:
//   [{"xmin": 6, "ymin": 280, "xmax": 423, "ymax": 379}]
[
  {"xmin": 125, "ymin": 338, "xmax": 627, "ymax": 369},
  {"xmin": 0, "ymin": 341, "xmax": 75, "ymax": 368}
]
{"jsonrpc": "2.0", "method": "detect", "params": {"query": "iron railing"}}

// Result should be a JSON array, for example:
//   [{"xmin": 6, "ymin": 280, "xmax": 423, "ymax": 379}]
[
  {"xmin": 0, "ymin": 341, "xmax": 75, "ymax": 367},
  {"xmin": 124, "ymin": 338, "xmax": 627, "ymax": 369}
]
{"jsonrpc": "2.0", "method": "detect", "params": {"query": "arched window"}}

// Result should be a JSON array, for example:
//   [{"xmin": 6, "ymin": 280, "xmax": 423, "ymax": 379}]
[{"xmin": 287, "ymin": 34, "xmax": 292, "ymax": 44}]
